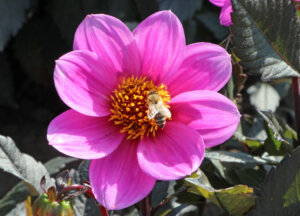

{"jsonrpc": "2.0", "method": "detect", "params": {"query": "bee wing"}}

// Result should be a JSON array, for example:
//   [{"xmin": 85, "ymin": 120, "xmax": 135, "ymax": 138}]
[
  {"xmin": 147, "ymin": 104, "xmax": 160, "ymax": 119},
  {"xmin": 161, "ymin": 105, "xmax": 171, "ymax": 118}
]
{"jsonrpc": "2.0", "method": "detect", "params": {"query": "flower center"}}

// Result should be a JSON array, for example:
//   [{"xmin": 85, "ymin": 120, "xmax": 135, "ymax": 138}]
[{"xmin": 109, "ymin": 76, "xmax": 170, "ymax": 140}]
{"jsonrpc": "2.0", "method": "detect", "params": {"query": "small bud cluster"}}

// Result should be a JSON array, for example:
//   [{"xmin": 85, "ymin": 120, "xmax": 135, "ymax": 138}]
[{"xmin": 31, "ymin": 170, "xmax": 93, "ymax": 216}]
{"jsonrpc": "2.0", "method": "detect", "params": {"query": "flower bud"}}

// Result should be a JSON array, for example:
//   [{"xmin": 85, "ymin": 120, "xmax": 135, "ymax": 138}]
[{"xmin": 32, "ymin": 193, "xmax": 74, "ymax": 216}]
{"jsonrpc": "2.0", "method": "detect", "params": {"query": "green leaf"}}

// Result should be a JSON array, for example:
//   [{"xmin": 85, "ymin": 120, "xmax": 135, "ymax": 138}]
[
  {"xmin": 207, "ymin": 159, "xmax": 237, "ymax": 186},
  {"xmin": 0, "ymin": 0, "xmax": 31, "ymax": 51},
  {"xmin": 235, "ymin": 168, "xmax": 265, "ymax": 188},
  {"xmin": 6, "ymin": 202, "xmax": 27, "ymax": 216},
  {"xmin": 159, "ymin": 204, "xmax": 189, "ymax": 216},
  {"xmin": 175, "ymin": 190, "xmax": 204, "ymax": 205},
  {"xmin": 244, "ymin": 138, "xmax": 263, "ymax": 150},
  {"xmin": 249, "ymin": 146, "xmax": 300, "ymax": 215},
  {"xmin": 241, "ymin": 114, "xmax": 267, "ymax": 141},
  {"xmin": 200, "ymin": 159, "xmax": 232, "ymax": 189},
  {"xmin": 260, "ymin": 152, "xmax": 283, "ymax": 165},
  {"xmin": 274, "ymin": 114, "xmax": 298, "ymax": 146},
  {"xmin": 44, "ymin": 156, "xmax": 77, "ymax": 175},
  {"xmin": 258, "ymin": 110, "xmax": 293, "ymax": 155},
  {"xmin": 0, "ymin": 182, "xmax": 29, "ymax": 216},
  {"xmin": 185, "ymin": 170, "xmax": 256, "ymax": 216},
  {"xmin": 233, "ymin": 130, "xmax": 263, "ymax": 151},
  {"xmin": 274, "ymin": 116, "xmax": 298, "ymax": 145},
  {"xmin": 284, "ymin": 124, "xmax": 298, "ymax": 140},
  {"xmin": 0, "ymin": 136, "xmax": 53, "ymax": 195},
  {"xmin": 205, "ymin": 150, "xmax": 267, "ymax": 164},
  {"xmin": 230, "ymin": 0, "xmax": 300, "ymax": 81},
  {"xmin": 151, "ymin": 181, "xmax": 170, "ymax": 207},
  {"xmin": 283, "ymin": 169, "xmax": 300, "ymax": 207},
  {"xmin": 264, "ymin": 124, "xmax": 292, "ymax": 155}
]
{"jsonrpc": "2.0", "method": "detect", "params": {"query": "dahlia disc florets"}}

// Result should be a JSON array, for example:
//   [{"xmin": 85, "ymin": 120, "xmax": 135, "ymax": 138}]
[{"xmin": 109, "ymin": 75, "xmax": 170, "ymax": 140}]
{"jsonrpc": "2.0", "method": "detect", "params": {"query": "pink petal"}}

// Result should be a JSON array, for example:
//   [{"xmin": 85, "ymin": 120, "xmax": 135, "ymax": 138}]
[
  {"xmin": 54, "ymin": 50, "xmax": 117, "ymax": 117},
  {"xmin": 170, "ymin": 90, "xmax": 240, "ymax": 148},
  {"xmin": 166, "ymin": 42, "xmax": 232, "ymax": 96},
  {"xmin": 133, "ymin": 10, "xmax": 185, "ymax": 84},
  {"xmin": 209, "ymin": 0, "xmax": 226, "ymax": 7},
  {"xmin": 220, "ymin": 0, "xmax": 233, "ymax": 27},
  {"xmin": 89, "ymin": 140, "xmax": 156, "ymax": 210},
  {"xmin": 73, "ymin": 14, "xmax": 140, "ymax": 76},
  {"xmin": 137, "ymin": 122, "xmax": 205, "ymax": 180},
  {"xmin": 47, "ymin": 109, "xmax": 124, "ymax": 159}
]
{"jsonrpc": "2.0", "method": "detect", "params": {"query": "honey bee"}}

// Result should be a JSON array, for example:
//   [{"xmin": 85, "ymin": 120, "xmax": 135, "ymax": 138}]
[{"xmin": 147, "ymin": 91, "xmax": 171, "ymax": 128}]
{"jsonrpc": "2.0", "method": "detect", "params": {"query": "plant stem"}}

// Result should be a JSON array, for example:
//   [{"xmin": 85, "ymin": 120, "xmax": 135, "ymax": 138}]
[
  {"xmin": 99, "ymin": 205, "xmax": 109, "ymax": 216},
  {"xmin": 57, "ymin": 184, "xmax": 86, "ymax": 199},
  {"xmin": 151, "ymin": 186, "xmax": 186, "ymax": 215},
  {"xmin": 292, "ymin": 77, "xmax": 300, "ymax": 146},
  {"xmin": 59, "ymin": 184, "xmax": 108, "ymax": 215},
  {"xmin": 141, "ymin": 193, "xmax": 152, "ymax": 216},
  {"xmin": 219, "ymin": 34, "xmax": 232, "ymax": 50}
]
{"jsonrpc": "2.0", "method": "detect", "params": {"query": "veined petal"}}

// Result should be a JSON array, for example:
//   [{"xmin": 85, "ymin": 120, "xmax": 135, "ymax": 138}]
[
  {"xmin": 170, "ymin": 90, "xmax": 240, "ymax": 148},
  {"xmin": 137, "ymin": 122, "xmax": 205, "ymax": 180},
  {"xmin": 166, "ymin": 42, "xmax": 232, "ymax": 96},
  {"xmin": 47, "ymin": 110, "xmax": 124, "ymax": 159},
  {"xmin": 220, "ymin": 0, "xmax": 233, "ymax": 27},
  {"xmin": 89, "ymin": 140, "xmax": 156, "ymax": 210},
  {"xmin": 73, "ymin": 14, "xmax": 140, "ymax": 76},
  {"xmin": 54, "ymin": 50, "xmax": 117, "ymax": 117},
  {"xmin": 209, "ymin": 0, "xmax": 226, "ymax": 7},
  {"xmin": 133, "ymin": 10, "xmax": 185, "ymax": 84}
]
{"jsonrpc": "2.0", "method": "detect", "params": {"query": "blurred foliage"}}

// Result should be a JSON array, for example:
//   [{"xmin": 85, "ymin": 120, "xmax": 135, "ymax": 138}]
[
  {"xmin": 0, "ymin": 0, "xmax": 299, "ymax": 215},
  {"xmin": 184, "ymin": 170, "xmax": 256, "ymax": 216},
  {"xmin": 0, "ymin": 0, "xmax": 31, "ymax": 51}
]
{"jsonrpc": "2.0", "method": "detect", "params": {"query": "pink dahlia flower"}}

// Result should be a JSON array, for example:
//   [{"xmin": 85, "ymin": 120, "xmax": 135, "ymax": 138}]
[
  {"xmin": 47, "ymin": 10, "xmax": 240, "ymax": 210},
  {"xmin": 209, "ymin": 0, "xmax": 233, "ymax": 26}
]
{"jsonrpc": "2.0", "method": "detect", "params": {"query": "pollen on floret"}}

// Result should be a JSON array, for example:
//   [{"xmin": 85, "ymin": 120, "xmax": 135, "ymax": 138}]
[{"xmin": 109, "ymin": 75, "xmax": 170, "ymax": 140}]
